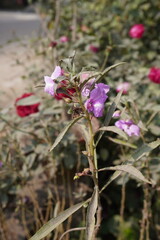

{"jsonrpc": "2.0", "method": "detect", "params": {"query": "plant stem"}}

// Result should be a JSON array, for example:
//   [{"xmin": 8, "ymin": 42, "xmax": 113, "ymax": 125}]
[
  {"xmin": 139, "ymin": 159, "xmax": 151, "ymax": 240},
  {"xmin": 76, "ymin": 86, "xmax": 99, "ymax": 239},
  {"xmin": 75, "ymin": 87, "xmax": 98, "ymax": 185}
]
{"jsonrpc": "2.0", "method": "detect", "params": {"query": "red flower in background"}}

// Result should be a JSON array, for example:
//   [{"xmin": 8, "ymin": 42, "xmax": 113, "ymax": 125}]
[
  {"xmin": 15, "ymin": 93, "xmax": 40, "ymax": 117},
  {"xmin": 49, "ymin": 41, "xmax": 57, "ymax": 48},
  {"xmin": 89, "ymin": 45, "xmax": 99, "ymax": 53},
  {"xmin": 129, "ymin": 24, "xmax": 145, "ymax": 39},
  {"xmin": 148, "ymin": 67, "xmax": 160, "ymax": 84}
]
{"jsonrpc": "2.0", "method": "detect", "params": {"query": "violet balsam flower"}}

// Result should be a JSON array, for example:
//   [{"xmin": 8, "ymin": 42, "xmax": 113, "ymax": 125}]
[
  {"xmin": 80, "ymin": 72, "xmax": 95, "ymax": 97},
  {"xmin": 85, "ymin": 83, "xmax": 110, "ymax": 117},
  {"xmin": 44, "ymin": 66, "xmax": 62, "ymax": 96},
  {"xmin": 115, "ymin": 120, "xmax": 140, "ymax": 137}
]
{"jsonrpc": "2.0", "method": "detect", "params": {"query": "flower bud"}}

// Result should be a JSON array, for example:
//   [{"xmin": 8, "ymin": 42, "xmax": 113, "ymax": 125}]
[
  {"xmin": 129, "ymin": 24, "xmax": 145, "ymax": 39},
  {"xmin": 148, "ymin": 67, "xmax": 160, "ymax": 84}
]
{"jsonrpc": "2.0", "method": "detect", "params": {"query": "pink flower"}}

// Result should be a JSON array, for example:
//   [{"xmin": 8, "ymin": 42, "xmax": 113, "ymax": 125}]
[
  {"xmin": 44, "ymin": 66, "xmax": 62, "ymax": 96},
  {"xmin": 89, "ymin": 45, "xmax": 99, "ymax": 53},
  {"xmin": 116, "ymin": 82, "xmax": 130, "ymax": 94},
  {"xmin": 148, "ymin": 67, "xmax": 160, "ymax": 84},
  {"xmin": 85, "ymin": 83, "xmax": 110, "ymax": 117},
  {"xmin": 60, "ymin": 36, "xmax": 69, "ymax": 43},
  {"xmin": 129, "ymin": 24, "xmax": 145, "ymax": 39},
  {"xmin": 44, "ymin": 67, "xmax": 76, "ymax": 100},
  {"xmin": 115, "ymin": 120, "xmax": 140, "ymax": 137}
]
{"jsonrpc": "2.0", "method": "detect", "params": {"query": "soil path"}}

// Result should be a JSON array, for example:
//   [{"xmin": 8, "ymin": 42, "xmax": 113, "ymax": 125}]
[{"xmin": 0, "ymin": 10, "xmax": 41, "ymax": 108}]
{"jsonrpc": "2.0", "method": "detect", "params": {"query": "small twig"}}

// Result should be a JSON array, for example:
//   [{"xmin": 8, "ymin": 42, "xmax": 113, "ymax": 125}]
[
  {"xmin": 120, "ymin": 178, "xmax": 126, "ymax": 222},
  {"xmin": 21, "ymin": 205, "xmax": 31, "ymax": 239},
  {"xmin": 0, "ymin": 207, "xmax": 9, "ymax": 240},
  {"xmin": 66, "ymin": 171, "xmax": 74, "ymax": 240},
  {"xmin": 53, "ymin": 0, "xmax": 61, "ymax": 40},
  {"xmin": 146, "ymin": 111, "xmax": 158, "ymax": 127},
  {"xmin": 0, "ymin": 115, "xmax": 43, "ymax": 141},
  {"xmin": 59, "ymin": 227, "xmax": 86, "ymax": 240},
  {"xmin": 71, "ymin": 0, "xmax": 77, "ymax": 42}
]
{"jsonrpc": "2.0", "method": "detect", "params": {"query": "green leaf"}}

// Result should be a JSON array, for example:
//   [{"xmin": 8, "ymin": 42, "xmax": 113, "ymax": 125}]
[
  {"xmin": 99, "ymin": 165, "xmax": 151, "ymax": 184},
  {"xmin": 130, "ymin": 138, "xmax": 160, "ymax": 162},
  {"xmin": 16, "ymin": 95, "xmax": 40, "ymax": 106},
  {"xmin": 100, "ymin": 171, "xmax": 122, "ymax": 193},
  {"xmin": 29, "ymin": 200, "xmax": 88, "ymax": 240},
  {"xmin": 96, "ymin": 62, "xmax": 126, "ymax": 82},
  {"xmin": 96, "ymin": 90, "xmax": 122, "ymax": 146},
  {"xmin": 99, "ymin": 126, "xmax": 128, "ymax": 140},
  {"xmin": 79, "ymin": 72, "xmax": 100, "ymax": 90},
  {"xmin": 108, "ymin": 137, "xmax": 137, "ymax": 149},
  {"xmin": 86, "ymin": 186, "xmax": 98, "ymax": 240},
  {"xmin": 50, "ymin": 116, "xmax": 83, "ymax": 151}
]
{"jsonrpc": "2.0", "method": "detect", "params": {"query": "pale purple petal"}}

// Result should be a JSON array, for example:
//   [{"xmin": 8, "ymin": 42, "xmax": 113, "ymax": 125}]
[
  {"xmin": 92, "ymin": 101, "xmax": 104, "ymax": 117},
  {"xmin": 84, "ymin": 99, "xmax": 94, "ymax": 113},
  {"xmin": 115, "ymin": 119, "xmax": 140, "ymax": 137},
  {"xmin": 44, "ymin": 76, "xmax": 55, "ymax": 96},
  {"xmin": 51, "ymin": 66, "xmax": 62, "ymax": 79},
  {"xmin": 113, "ymin": 110, "xmax": 121, "ymax": 118},
  {"xmin": 82, "ymin": 85, "xmax": 92, "ymax": 97},
  {"xmin": 82, "ymin": 79, "xmax": 95, "ymax": 97},
  {"xmin": 80, "ymin": 72, "xmax": 95, "ymax": 97},
  {"xmin": 129, "ymin": 124, "xmax": 140, "ymax": 136}
]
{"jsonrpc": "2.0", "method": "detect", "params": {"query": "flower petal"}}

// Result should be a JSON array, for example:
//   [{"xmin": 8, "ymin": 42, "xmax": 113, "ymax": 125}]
[
  {"xmin": 115, "ymin": 120, "xmax": 140, "ymax": 137},
  {"xmin": 92, "ymin": 101, "xmax": 104, "ymax": 117},
  {"xmin": 51, "ymin": 66, "xmax": 62, "ymax": 79},
  {"xmin": 44, "ymin": 76, "xmax": 55, "ymax": 96}
]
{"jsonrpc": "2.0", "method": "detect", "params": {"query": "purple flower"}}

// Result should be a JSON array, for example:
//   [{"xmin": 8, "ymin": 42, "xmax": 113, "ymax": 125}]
[
  {"xmin": 85, "ymin": 83, "xmax": 110, "ymax": 117},
  {"xmin": 80, "ymin": 72, "xmax": 95, "ymax": 97},
  {"xmin": 115, "ymin": 120, "xmax": 140, "ymax": 137},
  {"xmin": 44, "ymin": 66, "xmax": 62, "ymax": 96}
]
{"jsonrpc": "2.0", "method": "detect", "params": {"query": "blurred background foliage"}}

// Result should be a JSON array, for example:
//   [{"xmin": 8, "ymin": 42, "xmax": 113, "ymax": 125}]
[{"xmin": 0, "ymin": 0, "xmax": 160, "ymax": 239}]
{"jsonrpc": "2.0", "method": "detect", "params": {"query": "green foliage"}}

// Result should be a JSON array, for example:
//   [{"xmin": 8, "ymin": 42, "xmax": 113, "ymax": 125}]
[{"xmin": 0, "ymin": 0, "xmax": 160, "ymax": 239}]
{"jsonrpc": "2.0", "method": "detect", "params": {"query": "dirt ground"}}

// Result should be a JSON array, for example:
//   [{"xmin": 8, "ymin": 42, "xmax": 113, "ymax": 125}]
[
  {"xmin": 0, "ymin": 42, "xmax": 28, "ymax": 108},
  {"xmin": 0, "ymin": 10, "xmax": 41, "ymax": 108}
]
